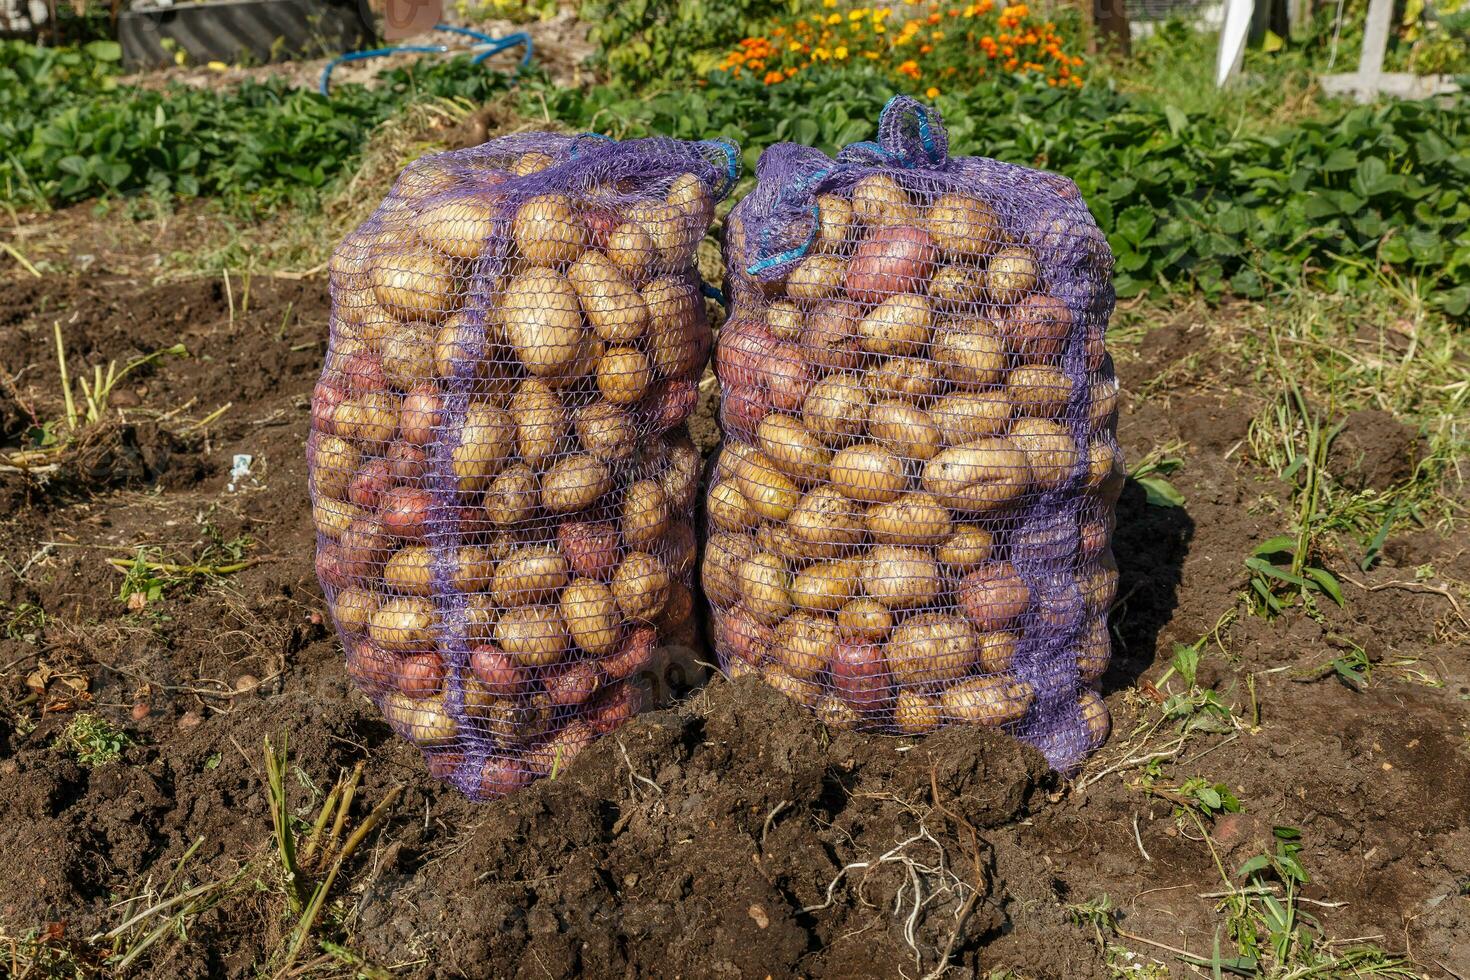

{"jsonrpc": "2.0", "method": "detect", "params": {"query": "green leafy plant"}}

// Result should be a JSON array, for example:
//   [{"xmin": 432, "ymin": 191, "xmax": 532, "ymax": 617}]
[
  {"xmin": 1128, "ymin": 445, "xmax": 1186, "ymax": 508},
  {"xmin": 56, "ymin": 712, "xmax": 133, "ymax": 767},
  {"xmin": 579, "ymin": 0, "xmax": 794, "ymax": 87}
]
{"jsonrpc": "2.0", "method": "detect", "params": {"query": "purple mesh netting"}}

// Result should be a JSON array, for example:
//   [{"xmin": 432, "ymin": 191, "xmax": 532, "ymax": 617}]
[
  {"xmin": 310, "ymin": 132, "xmax": 739, "ymax": 800},
  {"xmin": 707, "ymin": 97, "xmax": 1119, "ymax": 773}
]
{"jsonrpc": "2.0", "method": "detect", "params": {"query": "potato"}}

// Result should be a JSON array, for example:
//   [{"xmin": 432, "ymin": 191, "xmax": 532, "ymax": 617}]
[
  {"xmin": 931, "ymin": 391, "xmax": 1012, "ymax": 445},
  {"xmin": 612, "ymin": 551, "xmax": 672, "ymax": 622},
  {"xmin": 1082, "ymin": 555, "xmax": 1119, "ymax": 615},
  {"xmin": 802, "ymin": 372, "xmax": 870, "ymax": 445},
  {"xmin": 369, "ymin": 596, "xmax": 436, "ymax": 653},
  {"xmin": 791, "ymin": 559, "xmax": 862, "ymax": 613},
  {"xmin": 597, "ymin": 346, "xmax": 653, "ymax": 405},
  {"xmin": 380, "ymin": 328, "xmax": 435, "ymax": 389},
  {"xmin": 1085, "ymin": 437, "xmax": 1125, "ymax": 499},
  {"xmin": 766, "ymin": 299, "xmax": 804, "ymax": 341},
  {"xmin": 510, "ymin": 151, "xmax": 554, "ymax": 176},
  {"xmin": 757, "ymin": 413, "xmax": 830, "ymax": 484},
  {"xmin": 560, "ymin": 520, "xmax": 620, "ymax": 581},
  {"xmin": 482, "ymin": 464, "xmax": 539, "ymax": 526},
  {"xmin": 1089, "ymin": 371, "xmax": 1119, "ymax": 434},
  {"xmin": 501, "ymin": 268, "xmax": 591, "ymax": 382},
  {"xmin": 704, "ymin": 533, "xmax": 757, "ymax": 607},
  {"xmin": 513, "ymin": 194, "xmax": 586, "ymax": 265},
  {"xmin": 837, "ymin": 598, "xmax": 893, "ymax": 642},
  {"xmin": 858, "ymin": 293, "xmax": 932, "ymax": 356},
  {"xmin": 862, "ymin": 546, "xmax": 941, "ymax": 610},
  {"xmin": 630, "ymin": 200, "xmax": 697, "ymax": 267},
  {"xmin": 921, "ymin": 438, "xmax": 1031, "ymax": 512},
  {"xmin": 932, "ymin": 319, "xmax": 1007, "ymax": 386},
  {"xmin": 574, "ymin": 402, "xmax": 637, "ymax": 463},
  {"xmin": 866, "ymin": 400, "xmax": 942, "ymax": 461},
  {"xmin": 463, "ymin": 594, "xmax": 497, "ymax": 644},
  {"xmin": 851, "ymin": 173, "xmax": 917, "ymax": 227},
  {"xmin": 788, "ymin": 254, "xmax": 846, "ymax": 301},
  {"xmin": 894, "ymin": 690, "xmax": 942, "ymax": 733},
  {"xmin": 377, "ymin": 486, "xmax": 430, "ymax": 540},
  {"xmin": 330, "ymin": 586, "xmax": 375, "ymax": 634},
  {"xmin": 786, "ymin": 485, "xmax": 866, "ymax": 557},
  {"xmin": 708, "ymin": 478, "xmax": 757, "ymax": 533},
  {"xmin": 658, "ymin": 435, "xmax": 702, "ymax": 511},
  {"xmin": 594, "ymin": 220, "xmax": 656, "ymax": 282},
  {"xmin": 560, "ymin": 578, "xmax": 623, "ymax": 656},
  {"xmin": 925, "ymin": 192, "xmax": 1002, "ymax": 258},
  {"xmin": 732, "ymin": 451, "xmax": 801, "ymax": 522},
  {"xmin": 1005, "ymin": 293, "xmax": 1073, "ymax": 363},
  {"xmin": 508, "ymin": 380, "xmax": 567, "ymax": 468},
  {"xmin": 940, "ymin": 676, "xmax": 1033, "ymax": 726},
  {"xmin": 621, "ymin": 479, "xmax": 669, "ymax": 550},
  {"xmin": 986, "ymin": 246, "xmax": 1039, "ymax": 304},
  {"xmin": 715, "ymin": 603, "xmax": 772, "ymax": 667},
  {"xmin": 937, "ymin": 524, "xmax": 994, "ymax": 571},
  {"xmin": 737, "ymin": 551, "xmax": 791, "ymax": 625},
  {"xmin": 492, "ymin": 545, "xmax": 569, "ymax": 606},
  {"xmin": 399, "ymin": 384, "xmax": 442, "ymax": 445},
  {"xmin": 381, "ymin": 691, "xmax": 457, "ymax": 747},
  {"xmin": 957, "ymin": 562, "xmax": 1030, "ymax": 631},
  {"xmin": 383, "ymin": 545, "xmax": 433, "ymax": 595},
  {"xmin": 668, "ymin": 172, "xmax": 713, "ymax": 222},
  {"xmin": 569, "ymin": 249, "xmax": 648, "ymax": 343},
  {"xmin": 829, "ymin": 443, "xmax": 908, "ymax": 503},
  {"xmin": 310, "ymin": 435, "xmax": 359, "ymax": 500},
  {"xmin": 772, "ymin": 612, "xmax": 839, "ymax": 680},
  {"xmin": 761, "ymin": 663, "xmax": 822, "ymax": 707},
  {"xmin": 1077, "ymin": 616, "xmax": 1110, "ymax": 684},
  {"xmin": 1008, "ymin": 364, "xmax": 1073, "ymax": 419},
  {"xmin": 372, "ymin": 248, "xmax": 456, "ymax": 322},
  {"xmin": 865, "ymin": 357, "xmax": 941, "ymax": 405},
  {"xmin": 865, "ymin": 492, "xmax": 952, "ymax": 547},
  {"xmin": 754, "ymin": 522, "xmax": 804, "ymax": 564},
  {"xmin": 662, "ymin": 520, "xmax": 698, "ymax": 578},
  {"xmin": 799, "ymin": 300, "xmax": 864, "ymax": 372},
  {"xmin": 928, "ymin": 264, "xmax": 984, "ymax": 304},
  {"xmin": 814, "ymin": 193, "xmax": 855, "ymax": 252},
  {"xmin": 643, "ymin": 276, "xmax": 707, "ymax": 379},
  {"xmin": 541, "ymin": 454, "xmax": 612, "ymax": 513},
  {"xmin": 1079, "ymin": 688, "xmax": 1110, "ymax": 749},
  {"xmin": 857, "ymin": 230, "xmax": 945, "ymax": 307},
  {"xmin": 412, "ymin": 194, "xmax": 498, "ymax": 260},
  {"xmin": 977, "ymin": 630, "xmax": 1019, "ymax": 672},
  {"xmin": 495, "ymin": 605, "xmax": 567, "ymax": 666},
  {"xmin": 1010, "ymin": 417, "xmax": 1080, "ymax": 489},
  {"xmin": 451, "ymin": 402, "xmax": 514, "ymax": 492},
  {"xmin": 886, "ymin": 613, "xmax": 979, "ymax": 686},
  {"xmin": 333, "ymin": 390, "xmax": 399, "ymax": 447}
]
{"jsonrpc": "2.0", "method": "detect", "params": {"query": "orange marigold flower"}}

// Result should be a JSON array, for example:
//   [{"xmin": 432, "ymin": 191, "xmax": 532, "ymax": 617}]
[
  {"xmin": 920, "ymin": 43, "xmax": 933, "ymax": 53},
  {"xmin": 926, "ymin": 12, "xmax": 940, "ymax": 22},
  {"xmin": 926, "ymin": 85, "xmax": 939, "ymax": 96},
  {"xmin": 1047, "ymin": 77, "xmax": 1057, "ymax": 86},
  {"xmin": 1002, "ymin": 44, "xmax": 1013, "ymax": 55},
  {"xmin": 764, "ymin": 70, "xmax": 783, "ymax": 84}
]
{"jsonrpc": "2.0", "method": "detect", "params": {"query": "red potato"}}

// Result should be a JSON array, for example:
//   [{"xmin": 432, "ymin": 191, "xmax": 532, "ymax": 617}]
[
  {"xmin": 958, "ymin": 563, "xmax": 1031, "ymax": 631},
  {"xmin": 559, "ymin": 521, "xmax": 621, "ymax": 580},
  {"xmin": 720, "ymin": 384, "xmax": 771, "ymax": 437},
  {"xmin": 844, "ymin": 225, "xmax": 937, "ymax": 304},
  {"xmin": 1004, "ymin": 293, "xmax": 1073, "ymax": 362},
  {"xmin": 637, "ymin": 377, "xmax": 698, "ymax": 434},
  {"xmin": 337, "ymin": 517, "xmax": 390, "ymax": 580},
  {"xmin": 715, "ymin": 318, "xmax": 777, "ymax": 390},
  {"xmin": 765, "ymin": 342, "xmax": 813, "ymax": 412},
  {"xmin": 477, "ymin": 757, "xmax": 534, "ymax": 798},
  {"xmin": 830, "ymin": 640, "xmax": 891, "ymax": 713},
  {"xmin": 469, "ymin": 645, "xmax": 529, "ymax": 698},
  {"xmin": 314, "ymin": 542, "xmax": 353, "ymax": 590},
  {"xmin": 342, "ymin": 352, "xmax": 388, "ymax": 394},
  {"xmin": 345, "ymin": 640, "xmax": 398, "ymax": 694},
  {"xmin": 347, "ymin": 458, "xmax": 394, "ymax": 510},
  {"xmin": 545, "ymin": 661, "xmax": 603, "ymax": 707},
  {"xmin": 399, "ymin": 384, "xmax": 443, "ymax": 445},
  {"xmin": 311, "ymin": 376, "xmax": 348, "ymax": 434},
  {"xmin": 604, "ymin": 626, "xmax": 657, "ymax": 681},
  {"xmin": 586, "ymin": 681, "xmax": 643, "ymax": 734},
  {"xmin": 379, "ymin": 486, "xmax": 435, "ymax": 541},
  {"xmin": 386, "ymin": 441, "xmax": 428, "ymax": 481},
  {"xmin": 715, "ymin": 605, "xmax": 773, "ymax": 668},
  {"xmin": 398, "ymin": 652, "xmax": 446, "ymax": 699}
]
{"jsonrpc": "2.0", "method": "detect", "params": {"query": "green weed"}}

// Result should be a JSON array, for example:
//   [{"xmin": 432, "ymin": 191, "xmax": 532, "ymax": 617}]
[{"xmin": 55, "ymin": 712, "xmax": 132, "ymax": 767}]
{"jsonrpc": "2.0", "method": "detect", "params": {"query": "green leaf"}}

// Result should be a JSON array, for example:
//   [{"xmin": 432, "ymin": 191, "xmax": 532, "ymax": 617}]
[
  {"xmin": 1252, "ymin": 535, "xmax": 1298, "ymax": 557},
  {"xmin": 1237, "ymin": 855, "xmax": 1272, "ymax": 878},
  {"xmin": 1163, "ymin": 104, "xmax": 1188, "ymax": 137},
  {"xmin": 1136, "ymin": 475, "xmax": 1185, "ymax": 508},
  {"xmin": 1304, "ymin": 566, "xmax": 1344, "ymax": 605},
  {"xmin": 1245, "ymin": 557, "xmax": 1309, "ymax": 587},
  {"xmin": 84, "ymin": 40, "xmax": 122, "ymax": 62}
]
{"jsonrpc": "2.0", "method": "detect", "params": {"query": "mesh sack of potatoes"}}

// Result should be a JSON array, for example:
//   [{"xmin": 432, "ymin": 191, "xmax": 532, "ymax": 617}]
[
  {"xmin": 706, "ymin": 97, "xmax": 1121, "ymax": 771},
  {"xmin": 310, "ymin": 133, "xmax": 740, "ymax": 798}
]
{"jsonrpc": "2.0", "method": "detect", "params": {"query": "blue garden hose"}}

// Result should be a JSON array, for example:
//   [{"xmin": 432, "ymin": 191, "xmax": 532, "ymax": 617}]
[{"xmin": 320, "ymin": 23, "xmax": 533, "ymax": 96}]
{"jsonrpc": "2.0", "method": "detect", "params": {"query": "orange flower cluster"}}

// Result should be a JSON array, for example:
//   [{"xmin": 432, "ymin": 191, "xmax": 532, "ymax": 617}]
[{"xmin": 717, "ymin": 1, "xmax": 1084, "ymax": 89}]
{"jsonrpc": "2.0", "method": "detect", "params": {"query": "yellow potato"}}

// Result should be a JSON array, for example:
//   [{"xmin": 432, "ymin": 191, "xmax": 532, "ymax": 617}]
[
  {"xmin": 858, "ymin": 294, "xmax": 932, "ymax": 356},
  {"xmin": 986, "ymin": 246, "xmax": 1039, "ymax": 304},
  {"xmin": 451, "ymin": 402, "xmax": 514, "ymax": 492},
  {"xmin": 936, "ymin": 524, "xmax": 994, "ymax": 571},
  {"xmin": 766, "ymin": 299, "xmax": 804, "ymax": 341},
  {"xmin": 509, "ymin": 379, "xmax": 568, "ymax": 468},
  {"xmin": 931, "ymin": 390, "xmax": 1012, "ymax": 445},
  {"xmin": 513, "ymin": 194, "xmax": 586, "ymax": 265},
  {"xmin": 568, "ymin": 249, "xmax": 648, "ymax": 343},
  {"xmin": 886, "ymin": 613, "xmax": 979, "ymax": 686},
  {"xmin": 829, "ymin": 443, "xmax": 908, "ymax": 503},
  {"xmin": 574, "ymin": 402, "xmax": 638, "ymax": 463},
  {"xmin": 837, "ymin": 598, "xmax": 893, "ymax": 642},
  {"xmin": 560, "ymin": 578, "xmax": 624, "ymax": 656},
  {"xmin": 492, "ymin": 545, "xmax": 570, "ymax": 606},
  {"xmin": 368, "ymin": 596, "xmax": 436, "ymax": 653},
  {"xmin": 703, "ymin": 532, "xmax": 757, "ymax": 607},
  {"xmin": 861, "ymin": 546, "xmax": 941, "ymax": 610},
  {"xmin": 371, "ymin": 248, "xmax": 457, "ymax": 322},
  {"xmin": 921, "ymin": 438, "xmax": 1031, "ymax": 512},
  {"xmin": 1009, "ymin": 417, "xmax": 1080, "ymax": 489},
  {"xmin": 708, "ymin": 479, "xmax": 757, "ymax": 533},
  {"xmin": 772, "ymin": 612, "xmax": 839, "ymax": 680},
  {"xmin": 606, "ymin": 222, "xmax": 657, "ymax": 281},
  {"xmin": 791, "ymin": 559, "xmax": 863, "ymax": 614},
  {"xmin": 851, "ymin": 174, "xmax": 916, "ymax": 227},
  {"xmin": 865, "ymin": 492, "xmax": 952, "ymax": 547},
  {"xmin": 496, "ymin": 605, "xmax": 567, "ymax": 666},
  {"xmin": 815, "ymin": 193, "xmax": 855, "ymax": 251},
  {"xmin": 866, "ymin": 399, "xmax": 942, "ymax": 461},
  {"xmin": 412, "ymin": 194, "xmax": 498, "ymax": 260},
  {"xmin": 787, "ymin": 254, "xmax": 846, "ymax": 301},
  {"xmin": 925, "ymin": 192, "xmax": 1002, "ymax": 258},
  {"xmin": 932, "ymin": 319, "xmax": 1007, "ymax": 386},
  {"xmin": 1008, "ymin": 364, "xmax": 1074, "ymax": 419},
  {"xmin": 865, "ymin": 356, "xmax": 941, "ymax": 405},
  {"xmin": 732, "ymin": 451, "xmax": 801, "ymax": 522},
  {"xmin": 737, "ymin": 551, "xmax": 791, "ymax": 626},
  {"xmin": 621, "ymin": 479, "xmax": 670, "ymax": 550},
  {"xmin": 500, "ymin": 267, "xmax": 591, "ymax": 382},
  {"xmin": 940, "ymin": 676, "xmax": 1034, "ymax": 726},
  {"xmin": 540, "ymin": 454, "xmax": 612, "ymax": 513},
  {"xmin": 612, "ymin": 551, "xmax": 672, "ymax": 622},
  {"xmin": 894, "ymin": 689, "xmax": 942, "ymax": 733},
  {"xmin": 597, "ymin": 346, "xmax": 654, "ymax": 405},
  {"xmin": 786, "ymin": 485, "xmax": 866, "ymax": 557},
  {"xmin": 802, "ymin": 372, "xmax": 870, "ymax": 445},
  {"xmin": 757, "ymin": 413, "xmax": 831, "ymax": 484}
]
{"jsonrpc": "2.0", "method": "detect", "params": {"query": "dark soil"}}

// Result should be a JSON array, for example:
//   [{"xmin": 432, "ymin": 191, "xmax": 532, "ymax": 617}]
[{"xmin": 1, "ymin": 266, "xmax": 1467, "ymax": 978}]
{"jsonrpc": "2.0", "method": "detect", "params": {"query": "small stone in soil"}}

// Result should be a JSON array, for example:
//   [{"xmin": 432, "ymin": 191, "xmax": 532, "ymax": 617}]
[
  {"xmin": 233, "ymin": 674, "xmax": 260, "ymax": 695},
  {"xmin": 131, "ymin": 702, "xmax": 150, "ymax": 721},
  {"xmin": 178, "ymin": 710, "xmax": 202, "ymax": 729}
]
